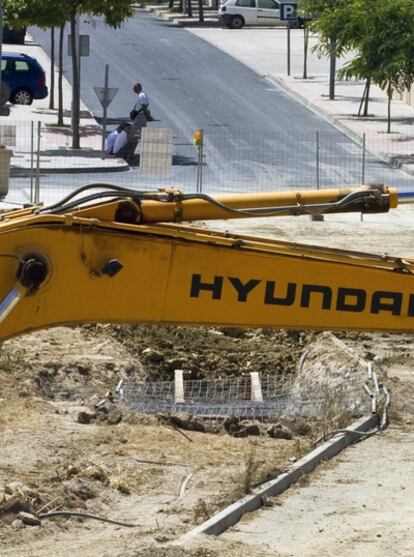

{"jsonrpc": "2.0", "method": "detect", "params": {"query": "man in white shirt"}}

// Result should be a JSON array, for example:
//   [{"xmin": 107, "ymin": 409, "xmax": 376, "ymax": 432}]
[
  {"xmin": 105, "ymin": 124, "xmax": 122, "ymax": 154},
  {"xmin": 131, "ymin": 82, "xmax": 153, "ymax": 135},
  {"xmin": 105, "ymin": 122, "xmax": 137, "ymax": 162}
]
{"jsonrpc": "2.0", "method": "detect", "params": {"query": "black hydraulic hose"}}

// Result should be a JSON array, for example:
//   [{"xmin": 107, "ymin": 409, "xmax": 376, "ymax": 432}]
[
  {"xmin": 39, "ymin": 183, "xmax": 169, "ymax": 214},
  {"xmin": 39, "ymin": 183, "xmax": 135, "ymax": 212},
  {"xmin": 175, "ymin": 189, "xmax": 385, "ymax": 217},
  {"xmin": 43, "ymin": 191, "xmax": 144, "ymax": 215},
  {"xmin": 39, "ymin": 183, "xmax": 386, "ymax": 220}
]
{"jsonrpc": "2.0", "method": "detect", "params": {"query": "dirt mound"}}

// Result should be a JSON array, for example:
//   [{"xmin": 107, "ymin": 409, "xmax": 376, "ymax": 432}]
[
  {"xmin": 110, "ymin": 324, "xmax": 315, "ymax": 381},
  {"xmin": 0, "ymin": 324, "xmax": 314, "ymax": 401}
]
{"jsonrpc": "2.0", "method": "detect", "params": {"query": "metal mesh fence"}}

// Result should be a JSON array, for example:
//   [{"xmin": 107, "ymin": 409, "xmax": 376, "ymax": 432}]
[
  {"xmin": 116, "ymin": 371, "xmax": 370, "ymax": 421},
  {"xmin": 2, "ymin": 120, "xmax": 414, "ymax": 207}
]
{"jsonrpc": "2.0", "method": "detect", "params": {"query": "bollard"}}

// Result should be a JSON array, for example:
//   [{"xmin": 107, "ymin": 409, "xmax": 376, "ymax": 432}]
[{"xmin": 0, "ymin": 145, "xmax": 13, "ymax": 198}]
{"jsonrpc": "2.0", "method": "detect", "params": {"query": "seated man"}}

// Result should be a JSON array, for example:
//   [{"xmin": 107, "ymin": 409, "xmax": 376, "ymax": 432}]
[{"xmin": 105, "ymin": 122, "xmax": 137, "ymax": 162}]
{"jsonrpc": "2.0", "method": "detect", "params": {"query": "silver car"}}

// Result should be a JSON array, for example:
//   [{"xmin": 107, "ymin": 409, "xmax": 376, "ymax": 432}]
[{"xmin": 219, "ymin": 0, "xmax": 303, "ymax": 29}]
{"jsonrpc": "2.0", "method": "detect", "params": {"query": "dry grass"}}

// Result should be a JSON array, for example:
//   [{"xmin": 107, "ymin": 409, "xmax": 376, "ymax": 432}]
[
  {"xmin": 0, "ymin": 346, "xmax": 24, "ymax": 373},
  {"xmin": 107, "ymin": 463, "xmax": 143, "ymax": 495},
  {"xmin": 193, "ymin": 498, "xmax": 211, "ymax": 523},
  {"xmin": 0, "ymin": 398, "xmax": 52, "ymax": 429},
  {"xmin": 242, "ymin": 444, "xmax": 260, "ymax": 495}
]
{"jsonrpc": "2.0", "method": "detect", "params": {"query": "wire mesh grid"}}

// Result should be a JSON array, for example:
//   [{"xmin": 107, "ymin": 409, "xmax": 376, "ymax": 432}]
[
  {"xmin": 117, "ymin": 371, "xmax": 370, "ymax": 421},
  {"xmin": 2, "ymin": 121, "xmax": 414, "ymax": 208}
]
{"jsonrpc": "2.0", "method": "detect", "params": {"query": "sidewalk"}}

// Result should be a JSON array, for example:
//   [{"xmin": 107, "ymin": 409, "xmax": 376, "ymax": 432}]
[
  {"xmin": 0, "ymin": 34, "xmax": 128, "ymax": 174},
  {"xmin": 143, "ymin": 3, "xmax": 222, "ymax": 27},
  {"xmin": 271, "ymin": 73, "xmax": 414, "ymax": 174}
]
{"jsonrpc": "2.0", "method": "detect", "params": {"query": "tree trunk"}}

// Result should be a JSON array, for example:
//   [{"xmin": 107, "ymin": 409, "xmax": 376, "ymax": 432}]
[
  {"xmin": 49, "ymin": 27, "xmax": 55, "ymax": 110},
  {"xmin": 303, "ymin": 24, "xmax": 309, "ymax": 79},
  {"xmin": 168, "ymin": 0, "xmax": 174, "ymax": 7},
  {"xmin": 329, "ymin": 37, "xmax": 336, "ymax": 100},
  {"xmin": 358, "ymin": 81, "xmax": 367, "ymax": 117},
  {"xmin": 187, "ymin": 0, "xmax": 193, "ymax": 17},
  {"xmin": 363, "ymin": 77, "xmax": 371, "ymax": 117},
  {"xmin": 198, "ymin": 0, "xmax": 204, "ymax": 22},
  {"xmin": 387, "ymin": 84, "xmax": 392, "ymax": 133},
  {"xmin": 57, "ymin": 23, "xmax": 65, "ymax": 127},
  {"xmin": 70, "ymin": 12, "xmax": 80, "ymax": 149}
]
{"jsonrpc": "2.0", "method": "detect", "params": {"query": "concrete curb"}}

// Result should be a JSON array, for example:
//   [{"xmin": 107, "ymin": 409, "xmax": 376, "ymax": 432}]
[
  {"xmin": 10, "ymin": 164, "xmax": 130, "ymax": 176},
  {"xmin": 175, "ymin": 413, "xmax": 379, "ymax": 543}
]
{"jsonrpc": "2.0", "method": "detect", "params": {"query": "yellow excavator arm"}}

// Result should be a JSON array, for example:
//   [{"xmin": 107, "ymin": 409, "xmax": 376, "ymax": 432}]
[{"xmin": 0, "ymin": 183, "xmax": 412, "ymax": 341}]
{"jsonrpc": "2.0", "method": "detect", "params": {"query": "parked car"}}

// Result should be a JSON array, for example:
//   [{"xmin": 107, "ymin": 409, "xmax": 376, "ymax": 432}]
[
  {"xmin": 2, "ymin": 26, "xmax": 27, "ymax": 45},
  {"xmin": 1, "ymin": 53, "xmax": 48, "ymax": 105},
  {"xmin": 218, "ymin": 0, "xmax": 304, "ymax": 29}
]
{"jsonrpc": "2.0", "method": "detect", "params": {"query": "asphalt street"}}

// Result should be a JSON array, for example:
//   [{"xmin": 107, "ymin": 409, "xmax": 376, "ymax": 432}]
[{"xmin": 29, "ymin": 11, "xmax": 412, "ymax": 194}]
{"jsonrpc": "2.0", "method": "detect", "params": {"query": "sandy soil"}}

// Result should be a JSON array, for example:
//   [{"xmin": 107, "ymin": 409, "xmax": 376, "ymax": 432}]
[{"xmin": 1, "ymin": 207, "xmax": 414, "ymax": 556}]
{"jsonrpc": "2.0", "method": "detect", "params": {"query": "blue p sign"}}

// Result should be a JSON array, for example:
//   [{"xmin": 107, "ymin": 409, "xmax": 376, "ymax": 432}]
[{"xmin": 280, "ymin": 2, "xmax": 298, "ymax": 21}]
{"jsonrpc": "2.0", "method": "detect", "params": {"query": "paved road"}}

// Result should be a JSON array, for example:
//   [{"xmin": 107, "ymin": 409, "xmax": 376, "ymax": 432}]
[{"xmin": 29, "ymin": 12, "xmax": 412, "ymax": 194}]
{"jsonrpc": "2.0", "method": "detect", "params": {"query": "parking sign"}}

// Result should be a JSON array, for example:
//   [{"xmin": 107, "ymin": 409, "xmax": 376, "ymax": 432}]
[{"xmin": 280, "ymin": 2, "xmax": 298, "ymax": 21}]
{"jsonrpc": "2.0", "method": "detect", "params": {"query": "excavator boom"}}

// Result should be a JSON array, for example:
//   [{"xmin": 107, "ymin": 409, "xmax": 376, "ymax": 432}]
[{"xmin": 0, "ymin": 183, "xmax": 412, "ymax": 341}]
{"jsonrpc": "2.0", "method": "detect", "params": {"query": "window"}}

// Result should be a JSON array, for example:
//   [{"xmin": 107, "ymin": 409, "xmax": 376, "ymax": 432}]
[
  {"xmin": 236, "ymin": 0, "xmax": 256, "ymax": 7},
  {"xmin": 0, "ymin": 60, "xmax": 6, "ymax": 71},
  {"xmin": 258, "ymin": 0, "xmax": 278, "ymax": 8},
  {"xmin": 15, "ymin": 61, "xmax": 29, "ymax": 72}
]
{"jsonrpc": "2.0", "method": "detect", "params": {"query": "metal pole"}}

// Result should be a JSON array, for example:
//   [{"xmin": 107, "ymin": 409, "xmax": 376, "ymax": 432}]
[
  {"xmin": 287, "ymin": 25, "xmax": 291, "ymax": 76},
  {"xmin": 316, "ymin": 131, "xmax": 320, "ymax": 189},
  {"xmin": 360, "ymin": 132, "xmax": 366, "ymax": 221},
  {"xmin": 101, "ymin": 64, "xmax": 109, "ymax": 154},
  {"xmin": 199, "ymin": 142, "xmax": 203, "ymax": 193},
  {"xmin": 30, "ymin": 121, "xmax": 34, "ymax": 202},
  {"xmin": 35, "ymin": 122, "xmax": 41, "ymax": 204},
  {"xmin": 361, "ymin": 132, "xmax": 366, "ymax": 185},
  {"xmin": 196, "ymin": 146, "xmax": 201, "ymax": 193}
]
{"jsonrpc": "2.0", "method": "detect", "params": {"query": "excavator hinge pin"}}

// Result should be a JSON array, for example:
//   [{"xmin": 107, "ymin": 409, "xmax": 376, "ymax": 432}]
[
  {"xmin": 18, "ymin": 254, "xmax": 48, "ymax": 292},
  {"xmin": 101, "ymin": 259, "xmax": 123, "ymax": 277}
]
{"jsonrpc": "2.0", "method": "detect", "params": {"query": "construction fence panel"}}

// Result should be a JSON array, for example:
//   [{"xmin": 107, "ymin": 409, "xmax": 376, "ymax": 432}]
[
  {"xmin": 118, "ymin": 371, "xmax": 371, "ymax": 421},
  {"xmin": 3, "ymin": 122, "xmax": 414, "ymax": 207}
]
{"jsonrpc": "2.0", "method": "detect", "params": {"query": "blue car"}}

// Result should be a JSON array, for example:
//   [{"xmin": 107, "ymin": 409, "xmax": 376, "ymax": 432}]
[{"xmin": 1, "ymin": 53, "xmax": 48, "ymax": 105}]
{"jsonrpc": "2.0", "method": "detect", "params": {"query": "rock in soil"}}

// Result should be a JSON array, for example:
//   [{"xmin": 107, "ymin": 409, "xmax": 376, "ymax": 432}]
[{"xmin": 18, "ymin": 511, "xmax": 41, "ymax": 526}]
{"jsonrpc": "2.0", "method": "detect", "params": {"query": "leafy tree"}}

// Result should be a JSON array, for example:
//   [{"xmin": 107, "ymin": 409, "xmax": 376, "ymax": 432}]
[
  {"xmin": 301, "ymin": 0, "xmax": 414, "ymax": 132},
  {"xmin": 300, "ymin": 0, "xmax": 371, "ymax": 109},
  {"xmin": 300, "ymin": 0, "xmax": 351, "ymax": 99},
  {"xmin": 367, "ymin": 0, "xmax": 414, "ymax": 132},
  {"xmin": 4, "ymin": 0, "xmax": 134, "ymax": 148},
  {"xmin": 4, "ymin": 0, "xmax": 69, "ymax": 119}
]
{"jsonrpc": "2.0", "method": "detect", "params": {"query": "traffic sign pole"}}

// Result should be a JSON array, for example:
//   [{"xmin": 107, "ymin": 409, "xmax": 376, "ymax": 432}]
[
  {"xmin": 287, "ymin": 25, "xmax": 291, "ymax": 76},
  {"xmin": 101, "ymin": 65, "xmax": 109, "ymax": 153},
  {"xmin": 93, "ymin": 68, "xmax": 118, "ymax": 155},
  {"xmin": 280, "ymin": 3, "xmax": 297, "ymax": 77}
]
